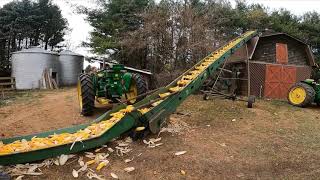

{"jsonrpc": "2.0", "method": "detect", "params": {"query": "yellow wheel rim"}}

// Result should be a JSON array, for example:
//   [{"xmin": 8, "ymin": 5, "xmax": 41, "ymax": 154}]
[
  {"xmin": 288, "ymin": 87, "xmax": 307, "ymax": 105},
  {"xmin": 125, "ymin": 81, "xmax": 138, "ymax": 104},
  {"xmin": 77, "ymin": 80, "xmax": 83, "ymax": 110}
]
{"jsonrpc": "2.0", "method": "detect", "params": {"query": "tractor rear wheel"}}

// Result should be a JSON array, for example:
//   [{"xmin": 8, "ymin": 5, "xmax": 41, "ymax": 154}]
[
  {"xmin": 78, "ymin": 74, "xmax": 95, "ymax": 116},
  {"xmin": 288, "ymin": 82, "xmax": 315, "ymax": 107},
  {"xmin": 125, "ymin": 73, "xmax": 147, "ymax": 104}
]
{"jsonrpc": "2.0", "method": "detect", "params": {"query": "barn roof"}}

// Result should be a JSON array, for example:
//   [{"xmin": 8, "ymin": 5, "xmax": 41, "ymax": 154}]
[{"xmin": 248, "ymin": 33, "xmax": 316, "ymax": 66}]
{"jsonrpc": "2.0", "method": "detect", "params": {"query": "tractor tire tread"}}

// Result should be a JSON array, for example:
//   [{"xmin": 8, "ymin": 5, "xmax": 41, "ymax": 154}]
[
  {"xmin": 131, "ymin": 73, "xmax": 147, "ymax": 103},
  {"xmin": 79, "ymin": 73, "xmax": 95, "ymax": 116},
  {"xmin": 288, "ymin": 82, "xmax": 315, "ymax": 107}
]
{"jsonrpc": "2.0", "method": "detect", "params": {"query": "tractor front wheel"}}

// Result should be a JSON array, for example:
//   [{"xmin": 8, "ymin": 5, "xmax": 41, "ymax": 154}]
[
  {"xmin": 125, "ymin": 73, "xmax": 147, "ymax": 104},
  {"xmin": 287, "ymin": 82, "xmax": 315, "ymax": 107},
  {"xmin": 78, "ymin": 74, "xmax": 95, "ymax": 116}
]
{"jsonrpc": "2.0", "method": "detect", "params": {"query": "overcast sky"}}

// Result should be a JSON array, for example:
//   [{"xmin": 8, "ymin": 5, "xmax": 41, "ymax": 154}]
[{"xmin": 1, "ymin": 0, "xmax": 320, "ymax": 56}]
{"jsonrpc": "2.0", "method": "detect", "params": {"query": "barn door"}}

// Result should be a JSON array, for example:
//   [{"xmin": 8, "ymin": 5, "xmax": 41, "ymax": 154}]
[
  {"xmin": 264, "ymin": 64, "xmax": 296, "ymax": 99},
  {"xmin": 276, "ymin": 43, "xmax": 288, "ymax": 64},
  {"xmin": 264, "ymin": 65, "xmax": 282, "ymax": 98},
  {"xmin": 280, "ymin": 66, "xmax": 296, "ymax": 98}
]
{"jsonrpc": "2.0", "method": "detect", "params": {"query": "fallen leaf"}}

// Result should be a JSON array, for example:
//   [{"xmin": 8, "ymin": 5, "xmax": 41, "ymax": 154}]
[
  {"xmin": 86, "ymin": 171, "xmax": 105, "ymax": 180},
  {"xmin": 118, "ymin": 143, "xmax": 129, "ymax": 147},
  {"xmin": 181, "ymin": 170, "xmax": 186, "ymax": 175},
  {"xmin": 27, "ymin": 165, "xmax": 38, "ymax": 173},
  {"xmin": 124, "ymin": 159, "xmax": 132, "ymax": 163},
  {"xmin": 108, "ymin": 148, "xmax": 114, "ymax": 153},
  {"xmin": 95, "ymin": 148, "xmax": 103, "ymax": 152},
  {"xmin": 124, "ymin": 167, "xmax": 135, "ymax": 173},
  {"xmin": 175, "ymin": 151, "xmax": 187, "ymax": 156},
  {"xmin": 21, "ymin": 172, "xmax": 43, "ymax": 176},
  {"xmin": 217, "ymin": 142, "xmax": 227, "ymax": 147},
  {"xmin": 150, "ymin": 138, "xmax": 162, "ymax": 143},
  {"xmin": 143, "ymin": 138, "xmax": 163, "ymax": 148},
  {"xmin": 85, "ymin": 152, "xmax": 94, "ymax": 156},
  {"xmin": 78, "ymin": 157, "xmax": 85, "ymax": 167},
  {"xmin": 59, "ymin": 154, "xmax": 71, "ymax": 165},
  {"xmin": 15, "ymin": 175, "xmax": 24, "ymax": 180},
  {"xmin": 72, "ymin": 169, "xmax": 79, "ymax": 178},
  {"xmin": 236, "ymin": 173, "xmax": 245, "ymax": 177},
  {"xmin": 110, "ymin": 172, "xmax": 119, "ymax": 179},
  {"xmin": 115, "ymin": 146, "xmax": 132, "ymax": 156},
  {"xmin": 78, "ymin": 164, "xmax": 88, "ymax": 172},
  {"xmin": 85, "ymin": 154, "xmax": 96, "ymax": 159},
  {"xmin": 42, "ymin": 159, "xmax": 54, "ymax": 167},
  {"xmin": 125, "ymin": 137, "xmax": 133, "ymax": 143},
  {"xmin": 154, "ymin": 143, "xmax": 163, "ymax": 147}
]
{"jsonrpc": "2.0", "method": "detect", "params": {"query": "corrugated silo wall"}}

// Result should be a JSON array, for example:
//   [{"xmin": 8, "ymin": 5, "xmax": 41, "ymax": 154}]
[
  {"xmin": 12, "ymin": 52, "xmax": 58, "ymax": 89},
  {"xmin": 59, "ymin": 55, "xmax": 83, "ymax": 86}
]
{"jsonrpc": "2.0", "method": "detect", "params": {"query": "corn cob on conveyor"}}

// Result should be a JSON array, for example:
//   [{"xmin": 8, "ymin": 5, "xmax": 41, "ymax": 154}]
[{"xmin": 0, "ymin": 31, "xmax": 257, "ymax": 165}]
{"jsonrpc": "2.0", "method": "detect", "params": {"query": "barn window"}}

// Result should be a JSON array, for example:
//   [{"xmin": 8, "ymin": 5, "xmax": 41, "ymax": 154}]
[{"xmin": 276, "ymin": 43, "xmax": 288, "ymax": 64}]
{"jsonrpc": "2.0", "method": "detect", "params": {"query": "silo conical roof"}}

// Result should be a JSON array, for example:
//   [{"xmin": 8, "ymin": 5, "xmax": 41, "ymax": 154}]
[
  {"xmin": 12, "ymin": 47, "xmax": 54, "ymax": 55},
  {"xmin": 60, "ymin": 50, "xmax": 83, "ymax": 57}
]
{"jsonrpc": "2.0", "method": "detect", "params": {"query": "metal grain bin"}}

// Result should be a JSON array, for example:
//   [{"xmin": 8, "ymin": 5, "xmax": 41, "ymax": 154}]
[
  {"xmin": 11, "ymin": 47, "xmax": 59, "ymax": 90},
  {"xmin": 58, "ymin": 50, "xmax": 84, "ymax": 86}
]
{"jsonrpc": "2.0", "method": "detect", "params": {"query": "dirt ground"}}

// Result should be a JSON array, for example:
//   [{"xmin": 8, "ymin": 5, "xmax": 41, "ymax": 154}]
[
  {"xmin": 1, "ymin": 88, "xmax": 320, "ymax": 179},
  {"xmin": 0, "ymin": 88, "xmax": 106, "ymax": 138}
]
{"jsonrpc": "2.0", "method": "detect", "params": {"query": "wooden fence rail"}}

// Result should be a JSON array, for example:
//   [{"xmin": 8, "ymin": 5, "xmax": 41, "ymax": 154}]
[{"xmin": 0, "ymin": 77, "xmax": 16, "ymax": 91}]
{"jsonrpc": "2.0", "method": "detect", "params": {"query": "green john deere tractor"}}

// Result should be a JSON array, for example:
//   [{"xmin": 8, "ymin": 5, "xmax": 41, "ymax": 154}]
[
  {"xmin": 288, "ymin": 65, "xmax": 320, "ymax": 107},
  {"xmin": 77, "ymin": 64, "xmax": 147, "ymax": 116},
  {"xmin": 287, "ymin": 67, "xmax": 320, "ymax": 107},
  {"xmin": 287, "ymin": 79, "xmax": 320, "ymax": 107}
]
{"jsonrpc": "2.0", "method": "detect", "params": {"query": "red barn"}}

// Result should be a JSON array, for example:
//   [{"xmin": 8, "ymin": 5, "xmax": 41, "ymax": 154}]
[{"xmin": 217, "ymin": 32, "xmax": 316, "ymax": 99}]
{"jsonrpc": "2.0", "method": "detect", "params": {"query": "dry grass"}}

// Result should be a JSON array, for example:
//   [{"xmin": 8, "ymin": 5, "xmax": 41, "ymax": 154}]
[{"xmin": 175, "ymin": 95, "xmax": 320, "ymax": 179}]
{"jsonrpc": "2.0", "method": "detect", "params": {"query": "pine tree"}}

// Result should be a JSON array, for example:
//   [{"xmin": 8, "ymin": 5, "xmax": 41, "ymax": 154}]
[{"xmin": 0, "ymin": 0, "xmax": 67, "ymax": 72}]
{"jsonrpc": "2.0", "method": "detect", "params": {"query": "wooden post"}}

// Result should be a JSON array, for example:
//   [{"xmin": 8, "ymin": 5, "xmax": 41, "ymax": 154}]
[
  {"xmin": 245, "ymin": 43, "xmax": 251, "ymax": 97},
  {"xmin": 11, "ymin": 77, "xmax": 14, "ymax": 90}
]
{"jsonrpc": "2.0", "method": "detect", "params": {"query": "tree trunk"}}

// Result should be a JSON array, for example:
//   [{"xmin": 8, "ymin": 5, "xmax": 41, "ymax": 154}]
[
  {"xmin": 44, "ymin": 36, "xmax": 49, "ymax": 50},
  {"xmin": 18, "ymin": 38, "xmax": 21, "ymax": 50},
  {"xmin": 0, "ymin": 39, "xmax": 7, "ymax": 70},
  {"xmin": 34, "ymin": 30, "xmax": 40, "ymax": 45},
  {"xmin": 11, "ymin": 34, "xmax": 17, "ymax": 52},
  {"xmin": 7, "ymin": 39, "xmax": 11, "ymax": 63},
  {"xmin": 45, "ymin": 41, "xmax": 48, "ymax": 50}
]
